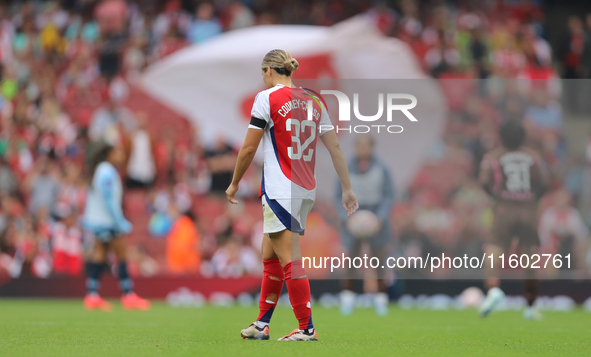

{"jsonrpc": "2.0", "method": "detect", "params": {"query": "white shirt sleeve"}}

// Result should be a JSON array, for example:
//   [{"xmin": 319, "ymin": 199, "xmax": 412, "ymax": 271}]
[
  {"xmin": 248, "ymin": 91, "xmax": 271, "ymax": 130},
  {"xmin": 318, "ymin": 100, "xmax": 333, "ymax": 136}
]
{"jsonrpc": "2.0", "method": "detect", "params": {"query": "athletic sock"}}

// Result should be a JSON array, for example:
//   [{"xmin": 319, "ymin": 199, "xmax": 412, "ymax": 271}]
[
  {"xmin": 255, "ymin": 321, "xmax": 269, "ymax": 328},
  {"xmin": 118, "ymin": 261, "xmax": 133, "ymax": 295},
  {"xmin": 256, "ymin": 258, "xmax": 285, "ymax": 325},
  {"xmin": 284, "ymin": 260, "xmax": 314, "ymax": 331},
  {"xmin": 86, "ymin": 262, "xmax": 103, "ymax": 295},
  {"xmin": 524, "ymin": 279, "xmax": 538, "ymax": 307}
]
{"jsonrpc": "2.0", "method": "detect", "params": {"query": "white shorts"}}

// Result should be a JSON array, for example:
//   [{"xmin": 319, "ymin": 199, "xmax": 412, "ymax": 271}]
[{"xmin": 262, "ymin": 194, "xmax": 315, "ymax": 235}]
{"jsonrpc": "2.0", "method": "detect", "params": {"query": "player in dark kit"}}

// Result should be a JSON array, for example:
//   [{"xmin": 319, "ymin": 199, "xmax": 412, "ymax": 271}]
[{"xmin": 478, "ymin": 120, "xmax": 550, "ymax": 320}]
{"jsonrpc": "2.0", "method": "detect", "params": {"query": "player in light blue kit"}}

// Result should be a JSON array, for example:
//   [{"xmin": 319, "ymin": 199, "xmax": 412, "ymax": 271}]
[{"xmin": 82, "ymin": 144, "xmax": 150, "ymax": 311}]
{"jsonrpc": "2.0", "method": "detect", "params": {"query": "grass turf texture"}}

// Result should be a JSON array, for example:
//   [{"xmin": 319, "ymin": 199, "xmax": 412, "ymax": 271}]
[{"xmin": 0, "ymin": 299, "xmax": 589, "ymax": 356}]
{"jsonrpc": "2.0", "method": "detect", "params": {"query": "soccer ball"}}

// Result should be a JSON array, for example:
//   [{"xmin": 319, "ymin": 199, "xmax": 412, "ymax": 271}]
[
  {"xmin": 346, "ymin": 210, "xmax": 381, "ymax": 240},
  {"xmin": 459, "ymin": 287, "xmax": 485, "ymax": 308}
]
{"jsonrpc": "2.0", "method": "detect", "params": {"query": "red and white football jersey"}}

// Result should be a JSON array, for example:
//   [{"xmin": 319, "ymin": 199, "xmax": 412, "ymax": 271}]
[{"xmin": 248, "ymin": 84, "xmax": 332, "ymax": 200}]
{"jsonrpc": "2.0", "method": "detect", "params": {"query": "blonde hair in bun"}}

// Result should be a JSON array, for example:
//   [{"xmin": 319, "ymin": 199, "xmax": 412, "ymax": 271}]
[{"xmin": 261, "ymin": 49, "xmax": 299, "ymax": 76}]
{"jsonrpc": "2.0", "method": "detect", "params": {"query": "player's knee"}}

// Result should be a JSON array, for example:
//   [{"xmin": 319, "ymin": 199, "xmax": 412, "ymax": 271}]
[{"xmin": 265, "ymin": 293, "xmax": 278, "ymax": 302}]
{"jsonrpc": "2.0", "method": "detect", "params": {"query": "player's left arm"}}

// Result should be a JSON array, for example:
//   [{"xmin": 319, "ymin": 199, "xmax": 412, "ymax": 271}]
[
  {"xmin": 532, "ymin": 156, "xmax": 551, "ymax": 199},
  {"xmin": 321, "ymin": 130, "xmax": 358, "ymax": 217},
  {"xmin": 375, "ymin": 162, "xmax": 395, "ymax": 223},
  {"xmin": 226, "ymin": 128, "xmax": 264, "ymax": 204},
  {"xmin": 318, "ymin": 102, "xmax": 358, "ymax": 217}
]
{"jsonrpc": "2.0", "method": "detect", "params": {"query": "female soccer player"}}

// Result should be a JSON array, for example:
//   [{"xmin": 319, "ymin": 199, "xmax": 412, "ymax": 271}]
[
  {"xmin": 226, "ymin": 49, "xmax": 358, "ymax": 341},
  {"xmin": 82, "ymin": 143, "xmax": 150, "ymax": 311}
]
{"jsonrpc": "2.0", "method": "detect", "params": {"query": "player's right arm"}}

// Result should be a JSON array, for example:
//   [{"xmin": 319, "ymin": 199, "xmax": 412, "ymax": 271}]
[
  {"xmin": 226, "ymin": 92, "xmax": 269, "ymax": 204},
  {"xmin": 531, "ymin": 153, "xmax": 550, "ymax": 199},
  {"xmin": 320, "ymin": 130, "xmax": 358, "ymax": 217},
  {"xmin": 226, "ymin": 128, "xmax": 264, "ymax": 204}
]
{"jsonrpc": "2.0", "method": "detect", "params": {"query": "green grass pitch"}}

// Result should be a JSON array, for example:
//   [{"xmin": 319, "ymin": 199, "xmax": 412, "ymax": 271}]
[{"xmin": 0, "ymin": 299, "xmax": 589, "ymax": 356}]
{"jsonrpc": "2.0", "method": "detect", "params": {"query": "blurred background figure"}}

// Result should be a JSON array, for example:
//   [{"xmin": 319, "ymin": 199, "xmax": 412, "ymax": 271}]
[
  {"xmin": 205, "ymin": 136, "xmax": 236, "ymax": 196},
  {"xmin": 166, "ymin": 208, "xmax": 201, "ymax": 275},
  {"xmin": 82, "ymin": 143, "xmax": 149, "ymax": 311},
  {"xmin": 95, "ymin": 0, "xmax": 127, "ymax": 82},
  {"xmin": 478, "ymin": 121, "xmax": 549, "ymax": 320},
  {"xmin": 209, "ymin": 235, "xmax": 261, "ymax": 278},
  {"xmin": 51, "ymin": 207, "xmax": 83, "ymax": 276},
  {"xmin": 539, "ymin": 189, "xmax": 590, "ymax": 271},
  {"xmin": 336, "ymin": 135, "xmax": 394, "ymax": 316},
  {"xmin": 188, "ymin": 2, "xmax": 221, "ymax": 44},
  {"xmin": 25, "ymin": 157, "xmax": 59, "ymax": 217},
  {"xmin": 125, "ymin": 112, "xmax": 156, "ymax": 189}
]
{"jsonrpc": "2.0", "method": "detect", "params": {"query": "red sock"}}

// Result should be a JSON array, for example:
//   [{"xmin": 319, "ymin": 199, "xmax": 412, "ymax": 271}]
[
  {"xmin": 284, "ymin": 260, "xmax": 314, "ymax": 331},
  {"xmin": 256, "ymin": 258, "xmax": 285, "ymax": 323}
]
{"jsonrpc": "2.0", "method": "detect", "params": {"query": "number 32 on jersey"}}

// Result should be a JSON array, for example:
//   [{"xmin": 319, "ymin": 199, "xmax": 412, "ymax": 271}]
[
  {"xmin": 286, "ymin": 101, "xmax": 318, "ymax": 162},
  {"xmin": 286, "ymin": 119, "xmax": 316, "ymax": 162}
]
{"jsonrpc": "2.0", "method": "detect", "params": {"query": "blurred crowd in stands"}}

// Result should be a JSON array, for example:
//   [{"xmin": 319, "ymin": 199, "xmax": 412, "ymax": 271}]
[{"xmin": 0, "ymin": 0, "xmax": 590, "ymax": 280}]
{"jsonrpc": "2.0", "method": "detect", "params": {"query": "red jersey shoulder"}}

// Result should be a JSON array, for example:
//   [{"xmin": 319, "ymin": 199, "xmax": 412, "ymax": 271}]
[
  {"xmin": 302, "ymin": 88, "xmax": 328, "ymax": 109},
  {"xmin": 269, "ymin": 87, "xmax": 323, "ymax": 123},
  {"xmin": 268, "ymin": 87, "xmax": 293, "ymax": 114}
]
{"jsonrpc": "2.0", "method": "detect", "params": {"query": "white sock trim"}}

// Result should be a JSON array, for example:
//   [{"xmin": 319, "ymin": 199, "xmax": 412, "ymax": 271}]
[{"xmin": 255, "ymin": 320, "xmax": 269, "ymax": 328}]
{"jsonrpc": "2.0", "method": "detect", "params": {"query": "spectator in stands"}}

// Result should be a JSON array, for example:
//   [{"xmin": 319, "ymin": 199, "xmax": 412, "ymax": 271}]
[
  {"xmin": 490, "ymin": 27, "xmax": 526, "ymax": 77},
  {"xmin": 95, "ymin": 0, "xmax": 127, "ymax": 80},
  {"xmin": 560, "ymin": 16, "xmax": 587, "ymax": 113},
  {"xmin": 539, "ymin": 189, "xmax": 590, "ymax": 270},
  {"xmin": 127, "ymin": 244, "xmax": 160, "ymax": 277},
  {"xmin": 204, "ymin": 136, "xmax": 236, "ymax": 195},
  {"xmin": 166, "ymin": 209, "xmax": 201, "ymax": 275},
  {"xmin": 522, "ymin": 24, "xmax": 552, "ymax": 67},
  {"xmin": 225, "ymin": 2, "xmax": 255, "ymax": 31},
  {"xmin": 123, "ymin": 35, "xmax": 147, "ymax": 81},
  {"xmin": 467, "ymin": 26, "xmax": 489, "ymax": 79},
  {"xmin": 424, "ymin": 34, "xmax": 461, "ymax": 78},
  {"xmin": 525, "ymin": 88, "xmax": 562, "ymax": 126},
  {"xmin": 25, "ymin": 158, "xmax": 59, "ymax": 216},
  {"xmin": 51, "ymin": 208, "xmax": 83, "ymax": 276},
  {"xmin": 153, "ymin": 27, "xmax": 188, "ymax": 62},
  {"xmin": 152, "ymin": 0, "xmax": 191, "ymax": 43},
  {"xmin": 125, "ymin": 112, "xmax": 156, "ymax": 189},
  {"xmin": 0, "ymin": 156, "xmax": 18, "ymax": 196},
  {"xmin": 88, "ymin": 84, "xmax": 136, "ymax": 144},
  {"xmin": 0, "ymin": 195, "xmax": 15, "ymax": 253},
  {"xmin": 95, "ymin": 0, "xmax": 128, "ymax": 35},
  {"xmin": 560, "ymin": 16, "xmax": 587, "ymax": 79},
  {"xmin": 209, "ymin": 235, "xmax": 261, "ymax": 278},
  {"xmin": 583, "ymin": 14, "xmax": 591, "ymax": 78},
  {"xmin": 187, "ymin": 2, "xmax": 222, "ymax": 44},
  {"xmin": 337, "ymin": 135, "xmax": 394, "ymax": 316},
  {"xmin": 55, "ymin": 162, "xmax": 86, "ymax": 216}
]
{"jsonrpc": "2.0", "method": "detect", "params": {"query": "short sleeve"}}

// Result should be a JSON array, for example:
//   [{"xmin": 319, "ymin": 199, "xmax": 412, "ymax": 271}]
[
  {"xmin": 318, "ymin": 101, "xmax": 333, "ymax": 136},
  {"xmin": 249, "ymin": 92, "xmax": 271, "ymax": 130}
]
